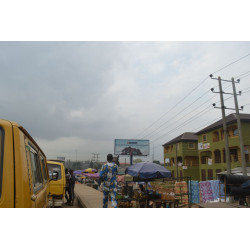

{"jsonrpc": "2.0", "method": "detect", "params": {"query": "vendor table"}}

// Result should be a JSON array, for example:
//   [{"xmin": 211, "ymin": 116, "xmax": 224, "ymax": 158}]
[{"xmin": 151, "ymin": 198, "xmax": 179, "ymax": 208}]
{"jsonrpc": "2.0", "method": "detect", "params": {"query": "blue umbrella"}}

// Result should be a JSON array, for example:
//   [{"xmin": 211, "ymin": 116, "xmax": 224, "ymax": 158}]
[{"xmin": 125, "ymin": 162, "xmax": 171, "ymax": 180}]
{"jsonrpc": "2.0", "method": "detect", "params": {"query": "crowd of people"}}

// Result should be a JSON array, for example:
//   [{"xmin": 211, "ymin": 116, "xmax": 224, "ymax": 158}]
[{"xmin": 65, "ymin": 169, "xmax": 76, "ymax": 206}]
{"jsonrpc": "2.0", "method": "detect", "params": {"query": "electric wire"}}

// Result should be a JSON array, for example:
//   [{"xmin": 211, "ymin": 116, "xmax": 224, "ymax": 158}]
[
  {"xmin": 235, "ymin": 70, "xmax": 250, "ymax": 79},
  {"xmin": 134, "ymin": 53, "xmax": 250, "ymax": 139},
  {"xmin": 142, "ymin": 92, "xmax": 217, "ymax": 139},
  {"xmin": 134, "ymin": 76, "xmax": 209, "ymax": 139},
  {"xmin": 151, "ymin": 104, "xmax": 213, "ymax": 144},
  {"xmin": 239, "ymin": 72, "xmax": 250, "ymax": 80},
  {"xmin": 212, "ymin": 53, "xmax": 250, "ymax": 75}
]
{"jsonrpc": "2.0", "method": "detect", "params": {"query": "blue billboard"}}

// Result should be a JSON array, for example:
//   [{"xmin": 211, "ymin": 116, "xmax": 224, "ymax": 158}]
[{"xmin": 114, "ymin": 139, "xmax": 150, "ymax": 156}]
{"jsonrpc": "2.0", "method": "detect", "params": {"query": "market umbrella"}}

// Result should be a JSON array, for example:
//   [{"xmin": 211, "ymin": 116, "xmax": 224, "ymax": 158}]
[
  {"xmin": 83, "ymin": 168, "xmax": 97, "ymax": 174},
  {"xmin": 73, "ymin": 170, "xmax": 84, "ymax": 175},
  {"xmin": 125, "ymin": 162, "xmax": 171, "ymax": 180},
  {"xmin": 83, "ymin": 173, "xmax": 100, "ymax": 179}
]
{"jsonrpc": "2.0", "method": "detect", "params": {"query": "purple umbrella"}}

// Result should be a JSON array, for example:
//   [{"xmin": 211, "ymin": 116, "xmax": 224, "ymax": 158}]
[
  {"xmin": 73, "ymin": 170, "xmax": 84, "ymax": 175},
  {"xmin": 83, "ymin": 173, "xmax": 100, "ymax": 179}
]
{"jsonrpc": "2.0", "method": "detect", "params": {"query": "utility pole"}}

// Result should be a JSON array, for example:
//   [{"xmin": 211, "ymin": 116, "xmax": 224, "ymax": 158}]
[
  {"xmin": 175, "ymin": 143, "xmax": 178, "ymax": 179},
  {"xmin": 152, "ymin": 144, "xmax": 154, "ymax": 162},
  {"xmin": 92, "ymin": 153, "xmax": 96, "ymax": 161},
  {"xmin": 232, "ymin": 78, "xmax": 246, "ymax": 176},
  {"xmin": 96, "ymin": 154, "xmax": 99, "ymax": 162},
  {"xmin": 210, "ymin": 75, "xmax": 245, "ymax": 175},
  {"xmin": 218, "ymin": 76, "xmax": 231, "ymax": 174}
]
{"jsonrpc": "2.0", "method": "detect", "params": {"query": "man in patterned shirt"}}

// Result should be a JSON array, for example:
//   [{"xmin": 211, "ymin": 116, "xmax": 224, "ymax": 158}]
[{"xmin": 99, "ymin": 154, "xmax": 118, "ymax": 208}]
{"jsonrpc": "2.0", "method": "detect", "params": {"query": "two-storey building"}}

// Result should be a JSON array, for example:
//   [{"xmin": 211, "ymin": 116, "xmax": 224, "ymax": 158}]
[
  {"xmin": 195, "ymin": 113, "xmax": 250, "ymax": 181},
  {"xmin": 163, "ymin": 132, "xmax": 200, "ymax": 180}
]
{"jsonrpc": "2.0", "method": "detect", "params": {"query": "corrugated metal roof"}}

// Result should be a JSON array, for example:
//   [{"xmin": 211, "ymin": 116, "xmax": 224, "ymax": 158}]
[
  {"xmin": 162, "ymin": 132, "xmax": 198, "ymax": 147},
  {"xmin": 195, "ymin": 113, "xmax": 250, "ymax": 135},
  {"xmin": 217, "ymin": 167, "xmax": 250, "ymax": 176}
]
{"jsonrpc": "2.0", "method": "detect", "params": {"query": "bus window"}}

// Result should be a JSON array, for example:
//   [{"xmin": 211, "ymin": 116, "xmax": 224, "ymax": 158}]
[
  {"xmin": 47, "ymin": 164, "xmax": 62, "ymax": 180},
  {"xmin": 40, "ymin": 156, "xmax": 48, "ymax": 184},
  {"xmin": 30, "ymin": 148, "xmax": 43, "ymax": 192},
  {"xmin": 0, "ymin": 127, "xmax": 4, "ymax": 199}
]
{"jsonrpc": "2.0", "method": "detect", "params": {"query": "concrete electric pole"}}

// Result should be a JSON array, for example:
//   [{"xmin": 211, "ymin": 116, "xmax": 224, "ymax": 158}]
[{"xmin": 210, "ymin": 75, "xmax": 246, "ymax": 176}]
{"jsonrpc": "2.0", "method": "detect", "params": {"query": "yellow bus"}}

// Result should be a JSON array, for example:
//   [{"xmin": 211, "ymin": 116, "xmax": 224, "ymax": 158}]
[
  {"xmin": 47, "ymin": 160, "xmax": 66, "ymax": 207},
  {"xmin": 0, "ymin": 118, "xmax": 56, "ymax": 208}
]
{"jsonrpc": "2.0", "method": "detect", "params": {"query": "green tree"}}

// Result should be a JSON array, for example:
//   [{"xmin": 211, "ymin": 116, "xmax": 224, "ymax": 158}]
[{"xmin": 133, "ymin": 158, "xmax": 142, "ymax": 163}]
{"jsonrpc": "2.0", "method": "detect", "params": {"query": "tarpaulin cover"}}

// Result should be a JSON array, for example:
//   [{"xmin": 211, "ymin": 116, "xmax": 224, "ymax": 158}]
[
  {"xmin": 199, "ymin": 181, "xmax": 214, "ymax": 203},
  {"xmin": 125, "ymin": 162, "xmax": 171, "ymax": 180},
  {"xmin": 189, "ymin": 180, "xmax": 200, "ymax": 204}
]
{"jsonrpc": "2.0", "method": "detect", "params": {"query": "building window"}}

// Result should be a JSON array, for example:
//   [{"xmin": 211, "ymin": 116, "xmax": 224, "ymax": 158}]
[
  {"xmin": 212, "ymin": 131, "xmax": 220, "ymax": 142},
  {"xmin": 201, "ymin": 156, "xmax": 207, "ymax": 164},
  {"xmin": 208, "ymin": 169, "xmax": 213, "ymax": 180},
  {"xmin": 230, "ymin": 148, "xmax": 238, "ymax": 162},
  {"xmin": 214, "ymin": 150, "xmax": 221, "ymax": 163},
  {"xmin": 201, "ymin": 170, "xmax": 206, "ymax": 181},
  {"xmin": 233, "ymin": 128, "xmax": 239, "ymax": 136},
  {"xmin": 188, "ymin": 143, "xmax": 195, "ymax": 149},
  {"xmin": 202, "ymin": 134, "xmax": 207, "ymax": 142}
]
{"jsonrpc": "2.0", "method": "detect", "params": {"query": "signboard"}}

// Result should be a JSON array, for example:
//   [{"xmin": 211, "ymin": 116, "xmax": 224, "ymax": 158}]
[
  {"xmin": 182, "ymin": 166, "xmax": 188, "ymax": 170},
  {"xmin": 114, "ymin": 139, "xmax": 150, "ymax": 156},
  {"xmin": 198, "ymin": 142, "xmax": 210, "ymax": 150},
  {"xmin": 208, "ymin": 158, "xmax": 213, "ymax": 166}
]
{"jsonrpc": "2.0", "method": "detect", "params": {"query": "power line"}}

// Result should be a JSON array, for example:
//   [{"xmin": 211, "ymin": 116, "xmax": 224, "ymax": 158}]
[
  {"xmin": 143, "ymin": 92, "xmax": 217, "ymax": 140},
  {"xmin": 141, "ymin": 90, "xmax": 212, "ymax": 139},
  {"xmin": 134, "ymin": 53, "xmax": 250, "ymax": 139},
  {"xmin": 212, "ymin": 53, "xmax": 250, "ymax": 75},
  {"xmin": 134, "ymin": 77, "xmax": 209, "ymax": 139},
  {"xmin": 239, "ymin": 72, "xmax": 250, "ymax": 80},
  {"xmin": 151, "ymin": 104, "xmax": 213, "ymax": 144},
  {"xmin": 235, "ymin": 70, "xmax": 250, "ymax": 79}
]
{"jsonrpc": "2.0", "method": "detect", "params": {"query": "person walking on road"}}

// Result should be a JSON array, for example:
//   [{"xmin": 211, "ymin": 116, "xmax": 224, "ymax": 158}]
[
  {"xmin": 69, "ymin": 169, "xmax": 76, "ymax": 206},
  {"xmin": 65, "ymin": 168, "xmax": 71, "ymax": 205},
  {"xmin": 99, "ymin": 154, "xmax": 118, "ymax": 208}
]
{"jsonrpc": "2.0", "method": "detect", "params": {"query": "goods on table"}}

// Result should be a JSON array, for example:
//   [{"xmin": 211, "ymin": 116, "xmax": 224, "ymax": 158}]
[
  {"xmin": 133, "ymin": 190, "xmax": 149, "ymax": 200},
  {"xmin": 151, "ymin": 181, "xmax": 176, "ymax": 200},
  {"xmin": 117, "ymin": 200, "xmax": 133, "ymax": 208}
]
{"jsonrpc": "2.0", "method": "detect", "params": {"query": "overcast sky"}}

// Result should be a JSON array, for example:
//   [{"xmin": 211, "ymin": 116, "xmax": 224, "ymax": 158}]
[{"xmin": 1, "ymin": 42, "xmax": 250, "ymax": 162}]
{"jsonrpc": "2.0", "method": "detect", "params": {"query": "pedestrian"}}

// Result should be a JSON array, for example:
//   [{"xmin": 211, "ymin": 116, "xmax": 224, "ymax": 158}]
[
  {"xmin": 99, "ymin": 154, "xmax": 118, "ymax": 208},
  {"xmin": 65, "ymin": 168, "xmax": 71, "ymax": 205},
  {"xmin": 69, "ymin": 169, "xmax": 76, "ymax": 206}
]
